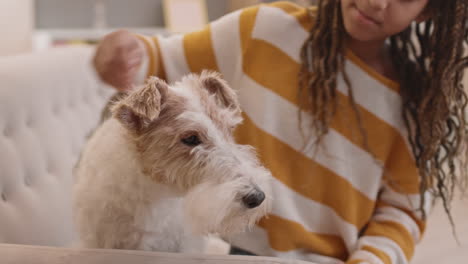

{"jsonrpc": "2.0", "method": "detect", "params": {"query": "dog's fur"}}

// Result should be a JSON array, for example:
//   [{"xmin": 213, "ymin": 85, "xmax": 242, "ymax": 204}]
[{"xmin": 72, "ymin": 71, "xmax": 272, "ymax": 252}]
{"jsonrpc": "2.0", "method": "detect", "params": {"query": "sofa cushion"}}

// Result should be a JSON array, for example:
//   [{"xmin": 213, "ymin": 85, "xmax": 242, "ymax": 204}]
[{"xmin": 0, "ymin": 46, "xmax": 113, "ymax": 246}]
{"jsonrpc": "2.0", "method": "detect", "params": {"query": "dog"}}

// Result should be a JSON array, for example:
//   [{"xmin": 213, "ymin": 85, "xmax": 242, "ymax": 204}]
[{"xmin": 73, "ymin": 71, "xmax": 272, "ymax": 252}]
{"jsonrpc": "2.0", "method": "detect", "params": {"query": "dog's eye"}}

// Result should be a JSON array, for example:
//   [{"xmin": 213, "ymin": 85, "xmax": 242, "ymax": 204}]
[{"xmin": 181, "ymin": 135, "xmax": 202, "ymax": 146}]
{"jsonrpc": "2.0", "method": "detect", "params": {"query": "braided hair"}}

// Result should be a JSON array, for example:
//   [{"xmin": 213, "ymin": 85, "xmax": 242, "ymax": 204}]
[{"xmin": 298, "ymin": 0, "xmax": 468, "ymax": 220}]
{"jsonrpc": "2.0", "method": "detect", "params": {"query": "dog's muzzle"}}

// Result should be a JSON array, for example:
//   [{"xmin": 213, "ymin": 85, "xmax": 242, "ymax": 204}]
[{"xmin": 242, "ymin": 188, "xmax": 265, "ymax": 209}]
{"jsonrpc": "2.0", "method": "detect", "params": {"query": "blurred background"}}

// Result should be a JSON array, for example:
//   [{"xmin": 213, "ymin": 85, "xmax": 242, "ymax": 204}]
[{"xmin": 0, "ymin": 0, "xmax": 316, "ymax": 56}]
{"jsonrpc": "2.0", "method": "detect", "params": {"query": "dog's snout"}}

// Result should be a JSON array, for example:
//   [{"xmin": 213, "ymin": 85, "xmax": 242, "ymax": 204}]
[{"xmin": 242, "ymin": 190, "xmax": 265, "ymax": 209}]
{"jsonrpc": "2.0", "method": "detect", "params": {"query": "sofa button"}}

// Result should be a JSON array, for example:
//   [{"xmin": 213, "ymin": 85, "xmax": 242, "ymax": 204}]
[
  {"xmin": 1, "ymin": 193, "xmax": 6, "ymax": 202},
  {"xmin": 24, "ymin": 176, "xmax": 31, "ymax": 186},
  {"xmin": 52, "ymin": 105, "xmax": 60, "ymax": 115},
  {"xmin": 26, "ymin": 117, "xmax": 33, "ymax": 128},
  {"xmin": 3, "ymin": 125, "xmax": 11, "ymax": 137}
]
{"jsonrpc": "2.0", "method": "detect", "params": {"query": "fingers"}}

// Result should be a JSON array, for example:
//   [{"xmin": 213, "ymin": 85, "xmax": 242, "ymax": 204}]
[{"xmin": 93, "ymin": 29, "xmax": 146, "ymax": 92}]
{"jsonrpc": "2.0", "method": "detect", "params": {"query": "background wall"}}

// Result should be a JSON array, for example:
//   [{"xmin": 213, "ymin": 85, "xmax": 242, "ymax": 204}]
[
  {"xmin": 34, "ymin": 0, "xmax": 311, "ymax": 29},
  {"xmin": 0, "ymin": 0, "xmax": 34, "ymax": 56},
  {"xmin": 35, "ymin": 0, "xmax": 229, "ymax": 29}
]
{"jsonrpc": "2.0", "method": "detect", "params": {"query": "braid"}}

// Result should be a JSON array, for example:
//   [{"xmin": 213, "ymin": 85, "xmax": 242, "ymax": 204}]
[
  {"xmin": 299, "ymin": 0, "xmax": 468, "ymax": 221},
  {"xmin": 299, "ymin": 0, "xmax": 365, "ymax": 149},
  {"xmin": 391, "ymin": 0, "xmax": 468, "ymax": 220}
]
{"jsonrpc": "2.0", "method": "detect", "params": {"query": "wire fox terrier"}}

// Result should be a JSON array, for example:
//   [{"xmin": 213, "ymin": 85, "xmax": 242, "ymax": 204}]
[{"xmin": 73, "ymin": 71, "xmax": 272, "ymax": 252}]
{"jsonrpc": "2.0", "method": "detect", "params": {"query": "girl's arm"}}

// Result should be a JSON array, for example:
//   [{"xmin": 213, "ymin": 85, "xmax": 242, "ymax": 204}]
[
  {"xmin": 93, "ymin": 29, "xmax": 147, "ymax": 91},
  {"xmin": 347, "ymin": 139, "xmax": 429, "ymax": 264},
  {"xmin": 133, "ymin": 8, "xmax": 246, "ymax": 86},
  {"xmin": 92, "ymin": 5, "xmax": 244, "ymax": 91}
]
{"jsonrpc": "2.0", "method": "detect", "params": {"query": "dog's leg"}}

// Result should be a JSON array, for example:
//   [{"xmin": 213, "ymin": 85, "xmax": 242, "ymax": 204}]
[{"xmin": 179, "ymin": 235, "xmax": 208, "ymax": 253}]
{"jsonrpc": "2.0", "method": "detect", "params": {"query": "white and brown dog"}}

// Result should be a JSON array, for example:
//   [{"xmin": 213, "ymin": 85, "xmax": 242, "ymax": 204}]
[{"xmin": 72, "ymin": 71, "xmax": 272, "ymax": 252}]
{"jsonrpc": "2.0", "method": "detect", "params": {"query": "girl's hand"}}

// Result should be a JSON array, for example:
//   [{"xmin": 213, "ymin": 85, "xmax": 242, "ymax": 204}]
[{"xmin": 93, "ymin": 29, "xmax": 145, "ymax": 92}]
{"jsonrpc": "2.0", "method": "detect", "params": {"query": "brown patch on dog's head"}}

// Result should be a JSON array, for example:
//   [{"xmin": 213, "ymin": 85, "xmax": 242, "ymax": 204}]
[
  {"xmin": 111, "ymin": 77, "xmax": 168, "ymax": 133},
  {"xmin": 112, "ymin": 72, "xmax": 245, "ymax": 192},
  {"xmin": 134, "ymin": 89, "xmax": 192, "ymax": 186}
]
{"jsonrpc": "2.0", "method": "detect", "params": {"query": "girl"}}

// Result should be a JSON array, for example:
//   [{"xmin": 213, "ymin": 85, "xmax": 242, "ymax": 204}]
[{"xmin": 93, "ymin": 0, "xmax": 468, "ymax": 263}]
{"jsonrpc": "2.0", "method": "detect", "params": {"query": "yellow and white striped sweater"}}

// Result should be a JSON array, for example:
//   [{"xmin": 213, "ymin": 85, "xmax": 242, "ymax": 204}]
[{"xmin": 138, "ymin": 2, "xmax": 428, "ymax": 264}]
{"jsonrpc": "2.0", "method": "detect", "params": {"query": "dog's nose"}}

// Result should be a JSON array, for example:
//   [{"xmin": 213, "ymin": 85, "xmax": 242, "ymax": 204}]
[{"xmin": 242, "ymin": 190, "xmax": 265, "ymax": 209}]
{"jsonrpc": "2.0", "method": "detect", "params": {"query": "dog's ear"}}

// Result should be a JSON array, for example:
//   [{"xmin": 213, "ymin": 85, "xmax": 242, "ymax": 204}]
[
  {"xmin": 200, "ymin": 71, "xmax": 240, "ymax": 112},
  {"xmin": 111, "ymin": 77, "xmax": 168, "ymax": 132}
]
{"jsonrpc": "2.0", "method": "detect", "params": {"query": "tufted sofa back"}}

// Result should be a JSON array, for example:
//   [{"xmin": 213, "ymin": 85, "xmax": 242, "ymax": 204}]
[{"xmin": 0, "ymin": 46, "xmax": 113, "ymax": 246}]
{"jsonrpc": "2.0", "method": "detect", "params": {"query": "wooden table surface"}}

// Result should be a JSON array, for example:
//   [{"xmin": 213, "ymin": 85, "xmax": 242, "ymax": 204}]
[{"xmin": 0, "ymin": 243, "xmax": 313, "ymax": 264}]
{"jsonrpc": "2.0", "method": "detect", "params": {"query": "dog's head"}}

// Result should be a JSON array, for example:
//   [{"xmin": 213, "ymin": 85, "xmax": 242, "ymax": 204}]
[{"xmin": 111, "ymin": 71, "xmax": 271, "ymax": 235}]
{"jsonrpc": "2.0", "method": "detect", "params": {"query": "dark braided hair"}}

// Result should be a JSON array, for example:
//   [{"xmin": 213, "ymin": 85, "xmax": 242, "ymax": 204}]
[{"xmin": 299, "ymin": 0, "xmax": 468, "ymax": 220}]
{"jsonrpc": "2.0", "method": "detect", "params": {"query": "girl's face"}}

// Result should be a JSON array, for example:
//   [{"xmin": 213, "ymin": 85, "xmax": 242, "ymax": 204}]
[{"xmin": 341, "ymin": 0, "xmax": 430, "ymax": 42}]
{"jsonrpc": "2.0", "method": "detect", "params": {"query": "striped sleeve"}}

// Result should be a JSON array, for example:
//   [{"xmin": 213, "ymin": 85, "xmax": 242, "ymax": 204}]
[
  {"xmin": 136, "ymin": 8, "xmax": 244, "ymax": 85},
  {"xmin": 347, "ymin": 139, "xmax": 430, "ymax": 264}
]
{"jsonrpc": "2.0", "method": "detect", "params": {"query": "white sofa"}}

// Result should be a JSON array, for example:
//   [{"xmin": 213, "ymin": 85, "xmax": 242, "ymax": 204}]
[
  {"xmin": 0, "ymin": 46, "xmax": 466, "ymax": 263},
  {"xmin": 0, "ymin": 46, "xmax": 113, "ymax": 246}
]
